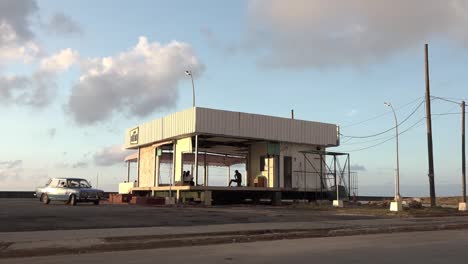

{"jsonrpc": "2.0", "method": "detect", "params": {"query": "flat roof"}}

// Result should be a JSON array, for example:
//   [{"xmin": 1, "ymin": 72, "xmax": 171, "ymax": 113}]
[{"xmin": 125, "ymin": 107, "xmax": 339, "ymax": 149}]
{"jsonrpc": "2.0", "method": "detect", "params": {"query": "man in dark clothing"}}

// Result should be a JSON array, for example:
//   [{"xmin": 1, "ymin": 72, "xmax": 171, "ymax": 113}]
[{"xmin": 229, "ymin": 170, "xmax": 242, "ymax": 187}]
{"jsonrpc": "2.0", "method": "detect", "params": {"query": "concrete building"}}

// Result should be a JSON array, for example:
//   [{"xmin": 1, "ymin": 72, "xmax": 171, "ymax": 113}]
[{"xmin": 124, "ymin": 107, "xmax": 352, "ymax": 204}]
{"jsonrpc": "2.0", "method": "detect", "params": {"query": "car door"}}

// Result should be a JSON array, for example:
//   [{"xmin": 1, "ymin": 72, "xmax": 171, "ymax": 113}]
[
  {"xmin": 44, "ymin": 179, "xmax": 60, "ymax": 200},
  {"xmin": 50, "ymin": 179, "xmax": 68, "ymax": 200}
]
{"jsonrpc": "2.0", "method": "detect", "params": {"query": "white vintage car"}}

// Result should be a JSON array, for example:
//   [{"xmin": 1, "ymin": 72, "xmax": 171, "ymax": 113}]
[{"xmin": 35, "ymin": 178, "xmax": 105, "ymax": 206}]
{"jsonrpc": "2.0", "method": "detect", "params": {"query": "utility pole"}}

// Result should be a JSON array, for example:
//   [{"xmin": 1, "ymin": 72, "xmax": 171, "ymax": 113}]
[
  {"xmin": 425, "ymin": 43, "xmax": 436, "ymax": 207},
  {"xmin": 462, "ymin": 101, "xmax": 466, "ymax": 204}
]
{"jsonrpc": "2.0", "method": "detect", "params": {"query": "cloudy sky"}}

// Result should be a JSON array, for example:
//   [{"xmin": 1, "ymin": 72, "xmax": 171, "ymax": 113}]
[{"xmin": 1, "ymin": 0, "xmax": 467, "ymax": 196}]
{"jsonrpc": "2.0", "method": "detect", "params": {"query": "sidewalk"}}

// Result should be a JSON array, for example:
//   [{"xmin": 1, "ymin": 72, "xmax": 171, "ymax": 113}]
[{"xmin": 2, "ymin": 216, "xmax": 468, "ymax": 258}]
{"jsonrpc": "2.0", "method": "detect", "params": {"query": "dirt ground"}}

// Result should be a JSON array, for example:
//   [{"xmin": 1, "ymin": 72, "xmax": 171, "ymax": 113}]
[{"xmin": 0, "ymin": 199, "xmax": 383, "ymax": 232}]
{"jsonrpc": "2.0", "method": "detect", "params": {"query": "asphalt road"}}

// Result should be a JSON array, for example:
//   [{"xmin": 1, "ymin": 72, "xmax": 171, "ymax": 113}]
[
  {"xmin": 4, "ymin": 229, "xmax": 468, "ymax": 264},
  {"xmin": 0, "ymin": 199, "xmax": 380, "ymax": 232}
]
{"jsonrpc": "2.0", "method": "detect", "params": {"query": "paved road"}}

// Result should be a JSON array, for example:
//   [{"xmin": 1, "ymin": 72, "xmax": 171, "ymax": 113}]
[
  {"xmin": 0, "ymin": 199, "xmax": 380, "ymax": 232},
  {"xmin": 3, "ymin": 229, "xmax": 467, "ymax": 264}
]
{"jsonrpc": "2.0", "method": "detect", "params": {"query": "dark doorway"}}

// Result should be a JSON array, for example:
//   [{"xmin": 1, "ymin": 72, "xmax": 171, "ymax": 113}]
[{"xmin": 283, "ymin": 156, "xmax": 292, "ymax": 188}]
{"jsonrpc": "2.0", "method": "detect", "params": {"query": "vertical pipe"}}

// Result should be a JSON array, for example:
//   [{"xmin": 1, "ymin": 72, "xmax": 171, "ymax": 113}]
[
  {"xmin": 462, "ymin": 101, "xmax": 466, "ymax": 203},
  {"xmin": 137, "ymin": 147, "xmax": 141, "ymax": 187},
  {"xmin": 206, "ymin": 164, "xmax": 209, "ymax": 186},
  {"xmin": 291, "ymin": 109, "xmax": 294, "ymax": 119},
  {"xmin": 425, "ymin": 43, "xmax": 436, "ymax": 207},
  {"xmin": 170, "ymin": 142, "xmax": 176, "ymax": 197},
  {"xmin": 394, "ymin": 106, "xmax": 400, "ymax": 201},
  {"xmin": 348, "ymin": 154, "xmax": 351, "ymax": 200},
  {"xmin": 334, "ymin": 155, "xmax": 338, "ymax": 200},
  {"xmin": 320, "ymin": 154, "xmax": 323, "ymax": 199},
  {"xmin": 127, "ymin": 161, "xmax": 130, "ymax": 182},
  {"xmin": 267, "ymin": 155, "xmax": 270, "ymax": 188},
  {"xmin": 154, "ymin": 148, "xmax": 160, "ymax": 187},
  {"xmin": 204, "ymin": 152, "xmax": 207, "ymax": 186},
  {"xmin": 194, "ymin": 135, "xmax": 198, "ymax": 186}
]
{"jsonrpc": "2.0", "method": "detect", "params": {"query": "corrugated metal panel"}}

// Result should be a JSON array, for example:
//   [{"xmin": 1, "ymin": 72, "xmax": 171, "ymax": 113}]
[
  {"xmin": 125, "ymin": 107, "xmax": 338, "ymax": 149},
  {"xmin": 125, "ymin": 108, "xmax": 196, "ymax": 149},
  {"xmin": 196, "ymin": 108, "xmax": 239, "ymax": 136}
]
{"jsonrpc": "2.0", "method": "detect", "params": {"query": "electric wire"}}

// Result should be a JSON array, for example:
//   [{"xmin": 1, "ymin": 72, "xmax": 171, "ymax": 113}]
[
  {"xmin": 431, "ymin": 96, "xmax": 462, "ymax": 105},
  {"xmin": 341, "ymin": 96, "xmax": 424, "ymax": 128},
  {"xmin": 340, "ymin": 105, "xmax": 460, "ymax": 153},
  {"xmin": 340, "ymin": 117, "xmax": 426, "ymax": 152},
  {"xmin": 340, "ymin": 99, "xmax": 425, "ymax": 139}
]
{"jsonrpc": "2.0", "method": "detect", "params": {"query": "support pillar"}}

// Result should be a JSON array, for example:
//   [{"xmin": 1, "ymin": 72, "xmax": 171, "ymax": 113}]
[
  {"xmin": 204, "ymin": 152, "xmax": 208, "ymax": 186},
  {"xmin": 204, "ymin": 191, "xmax": 212, "ymax": 206},
  {"xmin": 127, "ymin": 161, "xmax": 130, "ymax": 182},
  {"xmin": 194, "ymin": 135, "xmax": 199, "ymax": 186},
  {"xmin": 333, "ymin": 154, "xmax": 343, "ymax": 207}
]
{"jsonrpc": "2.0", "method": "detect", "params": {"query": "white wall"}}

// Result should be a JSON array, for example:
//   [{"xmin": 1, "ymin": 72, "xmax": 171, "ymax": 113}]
[{"xmin": 279, "ymin": 143, "xmax": 324, "ymax": 190}]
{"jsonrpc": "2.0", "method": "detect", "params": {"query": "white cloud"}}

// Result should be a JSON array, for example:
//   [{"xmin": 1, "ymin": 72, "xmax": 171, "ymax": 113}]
[
  {"xmin": 0, "ymin": 48, "xmax": 79, "ymax": 108},
  {"xmin": 0, "ymin": 0, "xmax": 42, "ymax": 63},
  {"xmin": 247, "ymin": 0, "xmax": 468, "ymax": 68},
  {"xmin": 67, "ymin": 36, "xmax": 204, "ymax": 125},
  {"xmin": 93, "ymin": 145, "xmax": 133, "ymax": 166},
  {"xmin": 0, "ymin": 159, "xmax": 49, "ymax": 190},
  {"xmin": 0, "ymin": 160, "xmax": 23, "ymax": 181},
  {"xmin": 0, "ymin": 71, "xmax": 57, "ymax": 107},
  {"xmin": 40, "ymin": 48, "xmax": 79, "ymax": 73}
]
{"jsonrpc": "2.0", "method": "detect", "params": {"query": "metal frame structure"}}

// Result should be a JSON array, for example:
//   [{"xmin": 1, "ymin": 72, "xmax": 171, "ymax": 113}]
[{"xmin": 298, "ymin": 150, "xmax": 357, "ymax": 200}]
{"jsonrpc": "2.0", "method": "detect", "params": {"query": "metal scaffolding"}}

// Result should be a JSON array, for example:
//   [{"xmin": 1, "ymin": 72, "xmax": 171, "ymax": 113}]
[{"xmin": 299, "ymin": 150, "xmax": 357, "ymax": 200}]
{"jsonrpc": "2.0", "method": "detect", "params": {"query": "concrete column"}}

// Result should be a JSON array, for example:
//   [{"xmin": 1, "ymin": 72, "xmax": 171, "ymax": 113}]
[
  {"xmin": 154, "ymin": 149, "xmax": 160, "ymax": 187},
  {"xmin": 194, "ymin": 135, "xmax": 198, "ymax": 186},
  {"xmin": 137, "ymin": 147, "xmax": 141, "ymax": 187},
  {"xmin": 204, "ymin": 191, "xmax": 212, "ymax": 206},
  {"xmin": 127, "ymin": 161, "xmax": 130, "ymax": 182}
]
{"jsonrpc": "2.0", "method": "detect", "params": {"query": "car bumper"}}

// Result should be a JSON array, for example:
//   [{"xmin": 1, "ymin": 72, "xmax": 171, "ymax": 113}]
[{"xmin": 78, "ymin": 196, "xmax": 103, "ymax": 201}]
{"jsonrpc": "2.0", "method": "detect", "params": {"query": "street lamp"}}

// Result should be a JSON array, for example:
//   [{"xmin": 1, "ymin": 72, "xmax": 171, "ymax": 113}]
[
  {"xmin": 385, "ymin": 102, "xmax": 402, "ymax": 211},
  {"xmin": 185, "ymin": 70, "xmax": 195, "ymax": 107}
]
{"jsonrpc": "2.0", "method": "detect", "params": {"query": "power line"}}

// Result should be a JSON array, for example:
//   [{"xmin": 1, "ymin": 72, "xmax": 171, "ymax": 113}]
[
  {"xmin": 340, "ymin": 107, "xmax": 460, "ymax": 152},
  {"xmin": 431, "ymin": 96, "xmax": 461, "ymax": 105},
  {"xmin": 433, "ymin": 96, "xmax": 468, "ymax": 102},
  {"xmin": 341, "ymin": 117, "xmax": 426, "ymax": 152},
  {"xmin": 341, "ymin": 96, "xmax": 424, "ymax": 128},
  {"xmin": 340, "ymin": 133, "xmax": 395, "ymax": 146},
  {"xmin": 432, "ymin": 112, "xmax": 468, "ymax": 116},
  {"xmin": 340, "ymin": 99, "xmax": 425, "ymax": 139},
  {"xmin": 341, "ymin": 112, "xmax": 466, "ymax": 146}
]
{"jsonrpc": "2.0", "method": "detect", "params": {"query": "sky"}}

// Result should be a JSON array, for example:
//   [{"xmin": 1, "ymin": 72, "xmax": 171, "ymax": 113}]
[{"xmin": 0, "ymin": 0, "xmax": 467, "ymax": 196}]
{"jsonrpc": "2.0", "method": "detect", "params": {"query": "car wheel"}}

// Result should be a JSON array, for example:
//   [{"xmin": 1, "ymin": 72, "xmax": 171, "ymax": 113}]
[
  {"xmin": 41, "ymin": 194, "xmax": 50, "ymax": 205},
  {"xmin": 93, "ymin": 200, "xmax": 100, "ymax": 205},
  {"xmin": 69, "ymin": 194, "xmax": 77, "ymax": 206}
]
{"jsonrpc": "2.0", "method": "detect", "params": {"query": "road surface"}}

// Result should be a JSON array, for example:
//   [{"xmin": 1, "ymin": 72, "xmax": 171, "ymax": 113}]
[
  {"xmin": 3, "ymin": 229, "xmax": 468, "ymax": 264},
  {"xmin": 0, "ymin": 199, "xmax": 379, "ymax": 232}
]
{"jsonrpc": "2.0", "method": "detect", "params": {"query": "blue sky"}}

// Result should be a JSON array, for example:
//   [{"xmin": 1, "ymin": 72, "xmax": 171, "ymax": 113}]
[{"xmin": 0, "ymin": 0, "xmax": 467, "ymax": 196}]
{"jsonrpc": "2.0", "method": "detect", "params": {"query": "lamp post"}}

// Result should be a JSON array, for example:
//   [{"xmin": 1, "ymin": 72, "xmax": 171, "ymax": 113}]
[
  {"xmin": 185, "ymin": 70, "xmax": 195, "ymax": 107},
  {"xmin": 385, "ymin": 102, "xmax": 402, "ymax": 211}
]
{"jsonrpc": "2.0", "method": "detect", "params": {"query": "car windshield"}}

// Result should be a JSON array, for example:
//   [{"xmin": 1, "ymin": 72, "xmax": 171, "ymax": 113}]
[{"xmin": 66, "ymin": 179, "xmax": 91, "ymax": 188}]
